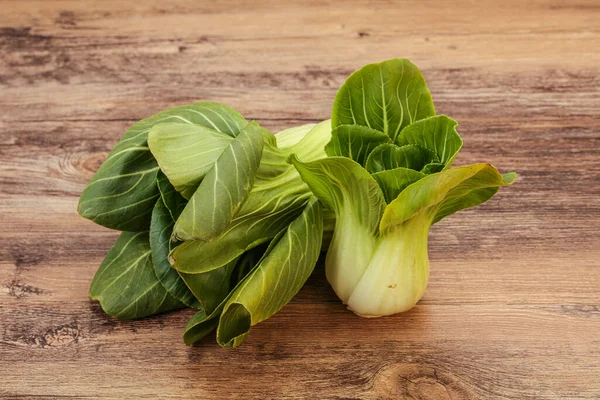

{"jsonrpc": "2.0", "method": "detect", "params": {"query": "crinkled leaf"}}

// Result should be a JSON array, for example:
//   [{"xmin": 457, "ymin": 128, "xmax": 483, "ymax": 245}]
[
  {"xmin": 174, "ymin": 122, "xmax": 266, "ymax": 242},
  {"xmin": 380, "ymin": 164, "xmax": 517, "ymax": 233},
  {"xmin": 365, "ymin": 143, "xmax": 438, "ymax": 174},
  {"xmin": 420, "ymin": 162, "xmax": 445, "ymax": 174},
  {"xmin": 325, "ymin": 124, "xmax": 391, "ymax": 166},
  {"xmin": 396, "ymin": 115, "xmax": 462, "ymax": 168},
  {"xmin": 372, "ymin": 167, "xmax": 427, "ymax": 203},
  {"xmin": 79, "ymin": 102, "xmax": 246, "ymax": 231},
  {"xmin": 332, "ymin": 58, "xmax": 435, "ymax": 142},
  {"xmin": 216, "ymin": 198, "xmax": 323, "ymax": 348},
  {"xmin": 90, "ymin": 231, "xmax": 184, "ymax": 319},
  {"xmin": 150, "ymin": 197, "xmax": 200, "ymax": 308}
]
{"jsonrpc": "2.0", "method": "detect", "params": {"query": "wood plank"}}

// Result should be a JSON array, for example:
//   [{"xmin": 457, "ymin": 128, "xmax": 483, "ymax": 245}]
[
  {"xmin": 1, "ymin": 0, "xmax": 599, "ymax": 398},
  {"xmin": 1, "ymin": 303, "xmax": 600, "ymax": 399}
]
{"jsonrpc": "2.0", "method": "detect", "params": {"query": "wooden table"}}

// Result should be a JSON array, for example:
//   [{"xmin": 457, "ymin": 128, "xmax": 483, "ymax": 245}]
[{"xmin": 1, "ymin": 1, "xmax": 599, "ymax": 398}]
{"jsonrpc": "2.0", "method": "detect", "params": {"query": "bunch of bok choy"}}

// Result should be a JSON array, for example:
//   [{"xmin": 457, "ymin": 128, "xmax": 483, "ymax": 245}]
[{"xmin": 79, "ymin": 58, "xmax": 516, "ymax": 347}]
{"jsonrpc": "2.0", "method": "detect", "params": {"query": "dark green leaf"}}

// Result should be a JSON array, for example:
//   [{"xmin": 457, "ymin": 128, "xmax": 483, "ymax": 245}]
[
  {"xmin": 156, "ymin": 171, "xmax": 186, "ymax": 221},
  {"xmin": 420, "ymin": 162, "xmax": 445, "ymax": 174},
  {"xmin": 372, "ymin": 168, "xmax": 427, "ymax": 203},
  {"xmin": 150, "ymin": 197, "xmax": 200, "ymax": 308},
  {"xmin": 365, "ymin": 143, "xmax": 438, "ymax": 173},
  {"xmin": 178, "ymin": 258, "xmax": 238, "ymax": 315},
  {"xmin": 79, "ymin": 102, "xmax": 247, "ymax": 231},
  {"xmin": 89, "ymin": 231, "xmax": 184, "ymax": 319},
  {"xmin": 78, "ymin": 131, "xmax": 160, "ymax": 231}
]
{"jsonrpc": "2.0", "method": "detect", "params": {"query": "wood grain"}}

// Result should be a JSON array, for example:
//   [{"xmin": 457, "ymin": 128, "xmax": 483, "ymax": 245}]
[{"xmin": 1, "ymin": 0, "xmax": 599, "ymax": 398}]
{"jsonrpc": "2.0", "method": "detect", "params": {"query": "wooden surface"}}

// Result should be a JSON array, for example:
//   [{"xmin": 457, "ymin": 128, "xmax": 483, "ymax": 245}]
[{"xmin": 1, "ymin": 1, "xmax": 599, "ymax": 398}]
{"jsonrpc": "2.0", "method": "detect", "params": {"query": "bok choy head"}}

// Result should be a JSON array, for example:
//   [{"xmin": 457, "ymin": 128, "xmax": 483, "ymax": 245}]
[
  {"xmin": 81, "ymin": 102, "xmax": 334, "ymax": 341},
  {"xmin": 290, "ymin": 59, "xmax": 516, "ymax": 317}
]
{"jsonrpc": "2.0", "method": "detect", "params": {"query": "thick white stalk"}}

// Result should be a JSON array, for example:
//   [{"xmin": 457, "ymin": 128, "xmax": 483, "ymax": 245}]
[
  {"xmin": 346, "ymin": 213, "xmax": 432, "ymax": 317},
  {"xmin": 325, "ymin": 212, "xmax": 378, "ymax": 303}
]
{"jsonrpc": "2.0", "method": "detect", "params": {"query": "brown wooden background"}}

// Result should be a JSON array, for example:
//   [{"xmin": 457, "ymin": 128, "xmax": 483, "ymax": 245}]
[{"xmin": 1, "ymin": 1, "xmax": 599, "ymax": 399}]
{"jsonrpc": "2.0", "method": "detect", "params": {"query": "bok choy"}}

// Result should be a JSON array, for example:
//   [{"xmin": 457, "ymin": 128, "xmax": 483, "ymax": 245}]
[
  {"xmin": 78, "ymin": 57, "xmax": 516, "ymax": 347},
  {"xmin": 290, "ymin": 58, "xmax": 516, "ymax": 317}
]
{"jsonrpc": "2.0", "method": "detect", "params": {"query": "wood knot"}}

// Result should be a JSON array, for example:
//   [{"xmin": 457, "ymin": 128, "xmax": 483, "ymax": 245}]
[
  {"xmin": 20, "ymin": 323, "xmax": 81, "ymax": 348},
  {"xmin": 6, "ymin": 280, "xmax": 45, "ymax": 298},
  {"xmin": 81, "ymin": 152, "xmax": 107, "ymax": 174},
  {"xmin": 372, "ymin": 364, "xmax": 475, "ymax": 399}
]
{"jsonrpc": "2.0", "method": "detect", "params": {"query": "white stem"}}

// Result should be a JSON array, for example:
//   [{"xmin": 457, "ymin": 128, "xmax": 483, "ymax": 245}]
[
  {"xmin": 325, "ymin": 212, "xmax": 377, "ymax": 303},
  {"xmin": 346, "ymin": 214, "xmax": 431, "ymax": 317}
]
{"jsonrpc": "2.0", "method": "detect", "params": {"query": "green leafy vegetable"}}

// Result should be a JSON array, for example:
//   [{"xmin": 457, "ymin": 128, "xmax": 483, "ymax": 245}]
[
  {"xmin": 332, "ymin": 58, "xmax": 435, "ymax": 142},
  {"xmin": 178, "ymin": 259, "xmax": 239, "ymax": 315},
  {"xmin": 291, "ymin": 157, "xmax": 515, "ymax": 317},
  {"xmin": 90, "ymin": 231, "xmax": 184, "ymax": 319},
  {"xmin": 149, "ymin": 195, "xmax": 200, "ymax": 308},
  {"xmin": 288, "ymin": 58, "xmax": 516, "ymax": 318},
  {"xmin": 365, "ymin": 143, "xmax": 438, "ymax": 173},
  {"xmin": 395, "ymin": 115, "xmax": 462, "ymax": 169},
  {"xmin": 81, "ymin": 57, "xmax": 516, "ymax": 349},
  {"xmin": 325, "ymin": 125, "xmax": 391, "ymax": 166},
  {"xmin": 183, "ymin": 199, "xmax": 323, "ymax": 347},
  {"xmin": 78, "ymin": 102, "xmax": 248, "ymax": 230},
  {"xmin": 371, "ymin": 167, "xmax": 426, "ymax": 203},
  {"xmin": 156, "ymin": 171, "xmax": 186, "ymax": 220},
  {"xmin": 169, "ymin": 122, "xmax": 331, "ymax": 275},
  {"xmin": 173, "ymin": 122, "xmax": 267, "ymax": 241}
]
